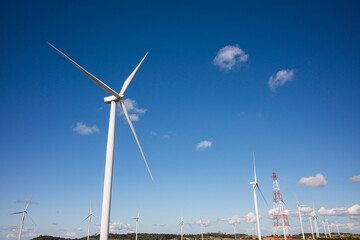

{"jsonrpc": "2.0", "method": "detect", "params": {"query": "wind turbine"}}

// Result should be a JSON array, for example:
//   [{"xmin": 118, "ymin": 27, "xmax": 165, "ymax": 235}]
[
  {"xmin": 335, "ymin": 220, "xmax": 340, "ymax": 236},
  {"xmin": 232, "ymin": 223, "xmax": 237, "ymax": 239},
  {"xmin": 312, "ymin": 206, "xmax": 320, "ymax": 238},
  {"xmin": 200, "ymin": 219, "xmax": 204, "ymax": 240},
  {"xmin": 131, "ymin": 211, "xmax": 141, "ymax": 240},
  {"xmin": 9, "ymin": 199, "xmax": 36, "ymax": 240},
  {"xmin": 179, "ymin": 216, "xmax": 184, "ymax": 240},
  {"xmin": 250, "ymin": 152, "xmax": 266, "ymax": 240},
  {"xmin": 296, "ymin": 200, "xmax": 305, "ymax": 240},
  {"xmin": 326, "ymin": 219, "xmax": 331, "ymax": 238},
  {"xmin": 48, "ymin": 43, "xmax": 154, "ymax": 240},
  {"xmin": 322, "ymin": 221, "xmax": 328, "ymax": 237},
  {"xmin": 82, "ymin": 202, "xmax": 97, "ymax": 240},
  {"xmin": 309, "ymin": 216, "xmax": 315, "ymax": 239}
]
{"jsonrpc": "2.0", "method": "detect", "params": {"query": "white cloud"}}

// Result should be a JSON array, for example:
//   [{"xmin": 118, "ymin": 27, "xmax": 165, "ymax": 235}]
[
  {"xmin": 119, "ymin": 98, "xmax": 147, "ymax": 122},
  {"xmin": 213, "ymin": 45, "xmax": 248, "ymax": 71},
  {"xmin": 152, "ymin": 223, "xmax": 167, "ymax": 227},
  {"xmin": 331, "ymin": 222, "xmax": 360, "ymax": 231},
  {"xmin": 268, "ymin": 69, "xmax": 294, "ymax": 91},
  {"xmin": 245, "ymin": 212, "xmax": 257, "ymax": 223},
  {"xmin": 219, "ymin": 215, "xmax": 245, "ymax": 224},
  {"xmin": 186, "ymin": 220, "xmax": 211, "ymax": 227},
  {"xmin": 64, "ymin": 232, "xmax": 77, "ymax": 237},
  {"xmin": 16, "ymin": 199, "xmax": 39, "ymax": 205},
  {"xmin": 297, "ymin": 173, "xmax": 327, "ymax": 187},
  {"xmin": 73, "ymin": 122, "xmax": 99, "ymax": 135},
  {"xmin": 109, "ymin": 222, "xmax": 132, "ymax": 233},
  {"xmin": 350, "ymin": 175, "xmax": 360, "ymax": 183},
  {"xmin": 318, "ymin": 204, "xmax": 360, "ymax": 216},
  {"xmin": 6, "ymin": 234, "xmax": 16, "ymax": 238},
  {"xmin": 196, "ymin": 140, "xmax": 213, "ymax": 150}
]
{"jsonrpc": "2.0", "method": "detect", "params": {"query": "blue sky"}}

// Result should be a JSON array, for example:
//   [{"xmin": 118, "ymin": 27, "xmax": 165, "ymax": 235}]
[{"xmin": 0, "ymin": 0, "xmax": 359, "ymax": 239}]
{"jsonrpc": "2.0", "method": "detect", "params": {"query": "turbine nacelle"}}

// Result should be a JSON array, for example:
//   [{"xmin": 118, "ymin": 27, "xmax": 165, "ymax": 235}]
[{"xmin": 104, "ymin": 95, "xmax": 124, "ymax": 103}]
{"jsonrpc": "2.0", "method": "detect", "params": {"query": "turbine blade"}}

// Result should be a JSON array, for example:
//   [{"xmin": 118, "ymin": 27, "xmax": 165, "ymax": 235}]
[
  {"xmin": 120, "ymin": 100, "xmax": 155, "ymax": 184},
  {"xmin": 47, "ymin": 42, "xmax": 121, "ymax": 99},
  {"xmin": 120, "ymin": 52, "xmax": 148, "ymax": 96},
  {"xmin": 26, "ymin": 212, "xmax": 36, "ymax": 225},
  {"xmin": 282, "ymin": 200, "xmax": 289, "ymax": 209},
  {"xmin": 9, "ymin": 211, "xmax": 24, "ymax": 215},
  {"xmin": 81, "ymin": 215, "xmax": 90, "ymax": 223},
  {"xmin": 25, "ymin": 198, "xmax": 32, "ymax": 211},
  {"xmin": 256, "ymin": 183, "xmax": 268, "ymax": 205},
  {"xmin": 253, "ymin": 152, "xmax": 257, "ymax": 182},
  {"xmin": 91, "ymin": 214, "xmax": 98, "ymax": 218}
]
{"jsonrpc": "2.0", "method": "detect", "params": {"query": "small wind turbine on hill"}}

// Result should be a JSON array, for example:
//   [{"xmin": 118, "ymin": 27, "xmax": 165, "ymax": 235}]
[
  {"xmin": 48, "ymin": 43, "xmax": 154, "ymax": 240},
  {"xmin": 249, "ymin": 153, "xmax": 267, "ymax": 240},
  {"xmin": 309, "ymin": 216, "xmax": 315, "ymax": 239},
  {"xmin": 326, "ymin": 219, "xmax": 331, "ymax": 238},
  {"xmin": 82, "ymin": 202, "xmax": 97, "ymax": 240},
  {"xmin": 9, "ymin": 199, "xmax": 36, "ymax": 240},
  {"xmin": 179, "ymin": 216, "xmax": 184, "ymax": 240},
  {"xmin": 322, "ymin": 221, "xmax": 328, "ymax": 237},
  {"xmin": 131, "ymin": 211, "xmax": 141, "ymax": 240},
  {"xmin": 232, "ymin": 223, "xmax": 237, "ymax": 239},
  {"xmin": 312, "ymin": 206, "xmax": 320, "ymax": 238},
  {"xmin": 200, "ymin": 220, "xmax": 204, "ymax": 240},
  {"xmin": 296, "ymin": 200, "xmax": 305, "ymax": 240}
]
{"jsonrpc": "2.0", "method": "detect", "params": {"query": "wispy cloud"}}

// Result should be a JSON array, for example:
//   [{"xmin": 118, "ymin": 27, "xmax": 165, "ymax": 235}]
[
  {"xmin": 64, "ymin": 232, "xmax": 77, "ymax": 237},
  {"xmin": 219, "ymin": 215, "xmax": 245, "ymax": 224},
  {"xmin": 196, "ymin": 140, "xmax": 213, "ymax": 150},
  {"xmin": 73, "ymin": 122, "xmax": 99, "ymax": 135},
  {"xmin": 119, "ymin": 98, "xmax": 147, "ymax": 122},
  {"xmin": 152, "ymin": 223, "xmax": 167, "ymax": 227},
  {"xmin": 350, "ymin": 175, "xmax": 360, "ymax": 183},
  {"xmin": 213, "ymin": 44, "xmax": 248, "ymax": 71},
  {"xmin": 186, "ymin": 219, "xmax": 212, "ymax": 227},
  {"xmin": 268, "ymin": 69, "xmax": 294, "ymax": 91},
  {"xmin": 16, "ymin": 199, "xmax": 39, "ymax": 205},
  {"xmin": 109, "ymin": 222, "xmax": 133, "ymax": 233},
  {"xmin": 297, "ymin": 173, "xmax": 327, "ymax": 187}
]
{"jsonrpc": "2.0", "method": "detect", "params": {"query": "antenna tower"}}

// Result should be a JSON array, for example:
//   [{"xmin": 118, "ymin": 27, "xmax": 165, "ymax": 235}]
[{"xmin": 272, "ymin": 171, "xmax": 292, "ymax": 240}]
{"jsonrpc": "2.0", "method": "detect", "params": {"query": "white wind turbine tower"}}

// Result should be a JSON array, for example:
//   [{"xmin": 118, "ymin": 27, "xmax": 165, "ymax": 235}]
[
  {"xmin": 131, "ymin": 211, "xmax": 140, "ymax": 240},
  {"xmin": 326, "ymin": 219, "xmax": 331, "ymax": 238},
  {"xmin": 312, "ymin": 206, "xmax": 320, "ymax": 238},
  {"xmin": 335, "ymin": 220, "xmax": 340, "ymax": 236},
  {"xmin": 250, "ymin": 153, "xmax": 266, "ymax": 240},
  {"xmin": 296, "ymin": 200, "xmax": 305, "ymax": 240},
  {"xmin": 232, "ymin": 223, "xmax": 237, "ymax": 239},
  {"xmin": 179, "ymin": 216, "xmax": 184, "ymax": 240},
  {"xmin": 48, "ymin": 43, "xmax": 154, "ymax": 240},
  {"xmin": 82, "ymin": 202, "xmax": 97, "ymax": 240},
  {"xmin": 200, "ymin": 219, "xmax": 204, "ymax": 240},
  {"xmin": 9, "ymin": 199, "xmax": 36, "ymax": 240},
  {"xmin": 322, "ymin": 221, "xmax": 328, "ymax": 237},
  {"xmin": 309, "ymin": 217, "xmax": 315, "ymax": 239}
]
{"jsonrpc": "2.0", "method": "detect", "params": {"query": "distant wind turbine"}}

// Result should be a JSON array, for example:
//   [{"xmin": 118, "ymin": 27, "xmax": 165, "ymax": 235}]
[
  {"xmin": 296, "ymin": 200, "xmax": 305, "ymax": 240},
  {"xmin": 48, "ymin": 43, "xmax": 154, "ymax": 240},
  {"xmin": 131, "ymin": 211, "xmax": 141, "ymax": 240},
  {"xmin": 335, "ymin": 220, "xmax": 340, "ymax": 236},
  {"xmin": 312, "ymin": 205, "xmax": 320, "ymax": 238},
  {"xmin": 179, "ymin": 216, "xmax": 184, "ymax": 240},
  {"xmin": 82, "ymin": 202, "xmax": 97, "ymax": 240},
  {"xmin": 309, "ymin": 216, "xmax": 315, "ymax": 239},
  {"xmin": 232, "ymin": 223, "xmax": 237, "ymax": 239},
  {"xmin": 200, "ymin": 219, "xmax": 204, "ymax": 240},
  {"xmin": 9, "ymin": 199, "xmax": 36, "ymax": 240},
  {"xmin": 326, "ymin": 219, "xmax": 331, "ymax": 238},
  {"xmin": 322, "ymin": 221, "xmax": 328, "ymax": 237},
  {"xmin": 250, "ymin": 153, "xmax": 267, "ymax": 240}
]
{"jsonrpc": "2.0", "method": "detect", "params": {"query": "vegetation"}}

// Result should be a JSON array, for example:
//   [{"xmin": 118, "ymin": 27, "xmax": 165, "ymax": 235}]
[{"xmin": 31, "ymin": 233, "xmax": 359, "ymax": 240}]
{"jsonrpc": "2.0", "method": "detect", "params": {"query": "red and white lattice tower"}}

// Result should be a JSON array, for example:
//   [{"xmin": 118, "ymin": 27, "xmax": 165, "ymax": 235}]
[{"xmin": 272, "ymin": 171, "xmax": 292, "ymax": 240}]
